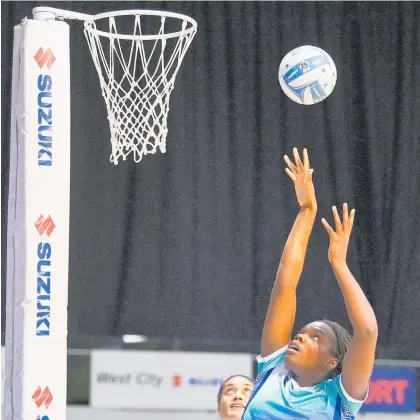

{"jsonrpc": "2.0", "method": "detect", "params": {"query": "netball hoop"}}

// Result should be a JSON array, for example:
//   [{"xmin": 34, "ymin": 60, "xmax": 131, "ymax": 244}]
[{"xmin": 34, "ymin": 7, "xmax": 198, "ymax": 164}]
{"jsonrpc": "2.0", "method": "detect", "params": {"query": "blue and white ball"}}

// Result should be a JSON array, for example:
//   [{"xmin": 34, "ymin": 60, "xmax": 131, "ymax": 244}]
[{"xmin": 279, "ymin": 45, "xmax": 337, "ymax": 105}]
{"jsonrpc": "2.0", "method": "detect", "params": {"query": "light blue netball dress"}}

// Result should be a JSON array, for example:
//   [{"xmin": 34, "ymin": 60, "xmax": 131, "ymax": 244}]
[{"xmin": 242, "ymin": 345, "xmax": 368, "ymax": 419}]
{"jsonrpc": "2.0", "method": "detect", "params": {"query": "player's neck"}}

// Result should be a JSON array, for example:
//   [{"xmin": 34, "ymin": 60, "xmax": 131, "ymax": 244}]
[{"xmin": 292, "ymin": 371, "xmax": 324, "ymax": 387}]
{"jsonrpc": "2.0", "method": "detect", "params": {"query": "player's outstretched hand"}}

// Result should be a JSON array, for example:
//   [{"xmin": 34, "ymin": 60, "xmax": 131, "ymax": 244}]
[
  {"xmin": 284, "ymin": 148, "xmax": 317, "ymax": 211},
  {"xmin": 321, "ymin": 203, "xmax": 355, "ymax": 265}
]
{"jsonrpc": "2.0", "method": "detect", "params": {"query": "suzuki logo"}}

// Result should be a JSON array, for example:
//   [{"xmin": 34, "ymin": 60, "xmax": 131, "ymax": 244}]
[
  {"xmin": 32, "ymin": 386, "xmax": 53, "ymax": 409},
  {"xmin": 35, "ymin": 215, "xmax": 55, "ymax": 237},
  {"xmin": 173, "ymin": 374, "xmax": 182, "ymax": 387},
  {"xmin": 34, "ymin": 48, "xmax": 56, "ymax": 69}
]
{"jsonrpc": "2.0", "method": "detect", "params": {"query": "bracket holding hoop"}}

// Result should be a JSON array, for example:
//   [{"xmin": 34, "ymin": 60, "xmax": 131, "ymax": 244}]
[
  {"xmin": 33, "ymin": 7, "xmax": 92, "ymax": 21},
  {"xmin": 32, "ymin": 6, "xmax": 198, "ymax": 164}
]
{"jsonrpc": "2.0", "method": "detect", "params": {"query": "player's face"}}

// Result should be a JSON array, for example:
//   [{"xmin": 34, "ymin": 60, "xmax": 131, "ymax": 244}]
[
  {"xmin": 218, "ymin": 376, "xmax": 254, "ymax": 419},
  {"xmin": 284, "ymin": 321, "xmax": 339, "ymax": 379}
]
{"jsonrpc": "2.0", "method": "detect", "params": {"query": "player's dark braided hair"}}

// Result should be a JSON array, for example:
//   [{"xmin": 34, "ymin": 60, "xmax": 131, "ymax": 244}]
[
  {"xmin": 217, "ymin": 375, "xmax": 254, "ymax": 406},
  {"xmin": 321, "ymin": 320, "xmax": 352, "ymax": 378}
]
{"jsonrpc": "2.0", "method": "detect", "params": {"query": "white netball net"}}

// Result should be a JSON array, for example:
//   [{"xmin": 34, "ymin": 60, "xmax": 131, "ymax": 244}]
[{"xmin": 84, "ymin": 11, "xmax": 197, "ymax": 164}]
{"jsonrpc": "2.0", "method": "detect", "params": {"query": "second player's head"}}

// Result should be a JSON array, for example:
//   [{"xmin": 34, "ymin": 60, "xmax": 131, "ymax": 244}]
[
  {"xmin": 217, "ymin": 374, "xmax": 254, "ymax": 419},
  {"xmin": 284, "ymin": 320, "xmax": 351, "ymax": 384}
]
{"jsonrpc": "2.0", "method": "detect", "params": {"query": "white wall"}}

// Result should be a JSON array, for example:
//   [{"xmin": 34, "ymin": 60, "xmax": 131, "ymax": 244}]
[{"xmin": 67, "ymin": 406, "xmax": 420, "ymax": 420}]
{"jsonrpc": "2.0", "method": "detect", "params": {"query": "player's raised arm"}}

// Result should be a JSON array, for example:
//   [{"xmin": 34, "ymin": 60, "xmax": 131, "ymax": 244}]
[
  {"xmin": 322, "ymin": 205, "xmax": 378, "ymax": 400},
  {"xmin": 261, "ymin": 148, "xmax": 317, "ymax": 357}
]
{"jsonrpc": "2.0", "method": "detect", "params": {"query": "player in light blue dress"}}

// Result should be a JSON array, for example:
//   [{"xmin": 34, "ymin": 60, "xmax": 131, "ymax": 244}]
[{"xmin": 242, "ymin": 148, "xmax": 378, "ymax": 419}]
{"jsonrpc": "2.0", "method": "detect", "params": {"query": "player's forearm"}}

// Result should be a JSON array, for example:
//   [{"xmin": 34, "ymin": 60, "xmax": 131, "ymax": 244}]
[
  {"xmin": 332, "ymin": 261, "xmax": 378, "ymax": 336},
  {"xmin": 261, "ymin": 207, "xmax": 316, "ymax": 354},
  {"xmin": 274, "ymin": 206, "xmax": 317, "ymax": 289}
]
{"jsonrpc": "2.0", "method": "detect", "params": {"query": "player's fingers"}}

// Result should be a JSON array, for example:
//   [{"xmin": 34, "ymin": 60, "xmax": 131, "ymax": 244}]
[
  {"xmin": 321, "ymin": 218, "xmax": 335, "ymax": 237},
  {"xmin": 332, "ymin": 206, "xmax": 342, "ymax": 232},
  {"xmin": 293, "ymin": 148, "xmax": 304, "ymax": 170},
  {"xmin": 349, "ymin": 209, "xmax": 356, "ymax": 231},
  {"xmin": 285, "ymin": 168, "xmax": 297, "ymax": 182},
  {"xmin": 305, "ymin": 169, "xmax": 314, "ymax": 182},
  {"xmin": 284, "ymin": 155, "xmax": 298, "ymax": 173},
  {"xmin": 303, "ymin": 148, "xmax": 310, "ymax": 172},
  {"xmin": 343, "ymin": 203, "xmax": 349, "ymax": 224}
]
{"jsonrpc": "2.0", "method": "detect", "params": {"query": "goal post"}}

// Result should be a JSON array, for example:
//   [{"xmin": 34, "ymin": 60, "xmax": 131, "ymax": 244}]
[{"xmin": 5, "ymin": 18, "xmax": 70, "ymax": 420}]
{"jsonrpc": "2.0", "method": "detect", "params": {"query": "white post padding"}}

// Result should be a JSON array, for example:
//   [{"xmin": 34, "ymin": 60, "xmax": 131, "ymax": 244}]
[{"xmin": 5, "ymin": 18, "xmax": 70, "ymax": 420}]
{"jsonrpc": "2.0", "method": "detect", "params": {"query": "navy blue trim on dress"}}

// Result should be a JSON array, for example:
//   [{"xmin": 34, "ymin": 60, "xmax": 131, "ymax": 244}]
[{"xmin": 241, "ymin": 367, "xmax": 275, "ymax": 419}]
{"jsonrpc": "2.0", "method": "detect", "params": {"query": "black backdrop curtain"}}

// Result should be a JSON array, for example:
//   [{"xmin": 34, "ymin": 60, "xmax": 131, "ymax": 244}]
[{"xmin": 2, "ymin": 2, "xmax": 420, "ymax": 359}]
